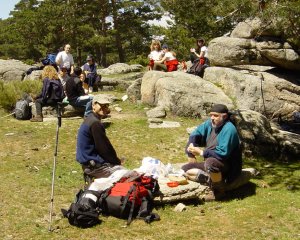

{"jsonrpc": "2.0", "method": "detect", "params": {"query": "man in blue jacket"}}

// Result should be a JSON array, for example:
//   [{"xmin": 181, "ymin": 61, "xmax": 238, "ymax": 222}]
[
  {"xmin": 76, "ymin": 95, "xmax": 123, "ymax": 186},
  {"xmin": 182, "ymin": 104, "xmax": 242, "ymax": 201}
]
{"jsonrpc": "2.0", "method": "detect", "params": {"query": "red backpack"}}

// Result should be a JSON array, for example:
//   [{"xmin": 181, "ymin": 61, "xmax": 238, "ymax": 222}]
[{"xmin": 99, "ymin": 174, "xmax": 160, "ymax": 225}]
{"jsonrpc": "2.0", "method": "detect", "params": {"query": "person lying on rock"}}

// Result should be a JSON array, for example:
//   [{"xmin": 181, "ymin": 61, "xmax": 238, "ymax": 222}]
[
  {"xmin": 181, "ymin": 104, "xmax": 242, "ymax": 201},
  {"xmin": 76, "ymin": 95, "xmax": 124, "ymax": 188}
]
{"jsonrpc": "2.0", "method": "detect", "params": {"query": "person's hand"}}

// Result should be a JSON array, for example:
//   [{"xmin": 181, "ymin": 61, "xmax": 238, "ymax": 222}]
[
  {"xmin": 190, "ymin": 48, "xmax": 195, "ymax": 53},
  {"xmin": 187, "ymin": 143, "xmax": 204, "ymax": 156}
]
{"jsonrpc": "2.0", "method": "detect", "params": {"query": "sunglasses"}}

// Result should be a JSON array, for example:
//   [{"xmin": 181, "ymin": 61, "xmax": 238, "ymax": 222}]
[{"xmin": 100, "ymin": 104, "xmax": 110, "ymax": 109}]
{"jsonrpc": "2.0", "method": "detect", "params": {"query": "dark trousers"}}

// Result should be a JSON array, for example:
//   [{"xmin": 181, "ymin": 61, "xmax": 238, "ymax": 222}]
[
  {"xmin": 85, "ymin": 75, "xmax": 100, "ymax": 87},
  {"xmin": 153, "ymin": 62, "xmax": 167, "ymax": 71},
  {"xmin": 35, "ymin": 98, "xmax": 58, "ymax": 115},
  {"xmin": 182, "ymin": 157, "xmax": 229, "ymax": 175}
]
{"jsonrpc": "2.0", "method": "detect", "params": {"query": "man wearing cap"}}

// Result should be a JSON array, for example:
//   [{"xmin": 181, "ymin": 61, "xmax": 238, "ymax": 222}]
[
  {"xmin": 181, "ymin": 104, "xmax": 242, "ymax": 201},
  {"xmin": 81, "ymin": 55, "xmax": 101, "ymax": 93},
  {"xmin": 76, "ymin": 94, "xmax": 123, "ymax": 185}
]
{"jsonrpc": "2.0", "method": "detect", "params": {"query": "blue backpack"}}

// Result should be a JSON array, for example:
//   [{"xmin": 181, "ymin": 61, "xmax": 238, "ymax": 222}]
[{"xmin": 42, "ymin": 53, "xmax": 57, "ymax": 66}]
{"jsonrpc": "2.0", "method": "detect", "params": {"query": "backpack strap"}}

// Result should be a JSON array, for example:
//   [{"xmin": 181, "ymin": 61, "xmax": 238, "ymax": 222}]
[
  {"xmin": 120, "ymin": 184, "xmax": 136, "ymax": 225},
  {"xmin": 98, "ymin": 187, "xmax": 112, "ymax": 214}
]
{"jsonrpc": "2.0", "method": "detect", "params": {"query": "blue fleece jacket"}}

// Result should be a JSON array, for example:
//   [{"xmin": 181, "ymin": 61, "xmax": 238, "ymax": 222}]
[
  {"xmin": 188, "ymin": 119, "xmax": 240, "ymax": 159},
  {"xmin": 186, "ymin": 119, "xmax": 242, "ymax": 181},
  {"xmin": 76, "ymin": 113, "xmax": 121, "ymax": 165}
]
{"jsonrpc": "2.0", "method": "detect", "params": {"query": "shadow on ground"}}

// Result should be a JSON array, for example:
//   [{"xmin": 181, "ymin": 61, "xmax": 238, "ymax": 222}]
[{"xmin": 224, "ymin": 182, "xmax": 257, "ymax": 201}]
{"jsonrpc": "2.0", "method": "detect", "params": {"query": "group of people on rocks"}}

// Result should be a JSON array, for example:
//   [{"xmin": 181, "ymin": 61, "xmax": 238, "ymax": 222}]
[
  {"xmin": 29, "ymin": 41, "xmax": 242, "ymax": 202},
  {"xmin": 148, "ymin": 38, "xmax": 209, "ymax": 75},
  {"xmin": 30, "ymin": 44, "xmax": 100, "ymax": 122}
]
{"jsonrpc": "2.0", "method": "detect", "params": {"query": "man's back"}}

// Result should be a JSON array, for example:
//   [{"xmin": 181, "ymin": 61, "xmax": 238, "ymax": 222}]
[
  {"xmin": 65, "ymin": 76, "xmax": 84, "ymax": 101},
  {"xmin": 76, "ymin": 113, "xmax": 120, "ymax": 165}
]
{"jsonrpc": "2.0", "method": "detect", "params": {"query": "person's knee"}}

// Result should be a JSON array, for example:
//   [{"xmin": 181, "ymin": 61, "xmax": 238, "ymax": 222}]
[
  {"xmin": 204, "ymin": 158, "xmax": 225, "ymax": 183},
  {"xmin": 204, "ymin": 158, "xmax": 223, "ymax": 173}
]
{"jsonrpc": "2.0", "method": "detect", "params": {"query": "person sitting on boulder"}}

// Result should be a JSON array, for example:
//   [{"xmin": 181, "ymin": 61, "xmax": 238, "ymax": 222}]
[
  {"xmin": 30, "ymin": 65, "xmax": 65, "ymax": 122},
  {"xmin": 81, "ymin": 55, "xmax": 101, "ymax": 93},
  {"xmin": 76, "ymin": 94, "xmax": 124, "ymax": 186},
  {"xmin": 79, "ymin": 71, "xmax": 89, "ymax": 95},
  {"xmin": 190, "ymin": 38, "xmax": 208, "ymax": 64},
  {"xmin": 65, "ymin": 66, "xmax": 93, "ymax": 118},
  {"xmin": 187, "ymin": 38, "xmax": 209, "ymax": 77},
  {"xmin": 153, "ymin": 44, "xmax": 179, "ymax": 72},
  {"xmin": 181, "ymin": 104, "xmax": 242, "ymax": 201},
  {"xmin": 148, "ymin": 39, "xmax": 163, "ymax": 70}
]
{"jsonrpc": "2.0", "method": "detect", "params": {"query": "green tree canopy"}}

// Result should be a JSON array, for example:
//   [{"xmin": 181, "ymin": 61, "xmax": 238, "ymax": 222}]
[{"xmin": 0, "ymin": 0, "xmax": 298, "ymax": 65}]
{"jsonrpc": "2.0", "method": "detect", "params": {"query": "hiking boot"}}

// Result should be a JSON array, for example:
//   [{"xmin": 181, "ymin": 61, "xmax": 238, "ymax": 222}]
[
  {"xmin": 203, "ymin": 189, "xmax": 216, "ymax": 202},
  {"xmin": 203, "ymin": 181, "xmax": 226, "ymax": 202},
  {"xmin": 195, "ymin": 169, "xmax": 209, "ymax": 185},
  {"xmin": 30, "ymin": 115, "xmax": 43, "ymax": 122},
  {"xmin": 202, "ymin": 188, "xmax": 225, "ymax": 202}
]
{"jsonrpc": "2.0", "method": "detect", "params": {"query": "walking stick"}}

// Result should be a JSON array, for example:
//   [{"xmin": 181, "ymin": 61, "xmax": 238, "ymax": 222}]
[{"xmin": 49, "ymin": 102, "xmax": 63, "ymax": 231}]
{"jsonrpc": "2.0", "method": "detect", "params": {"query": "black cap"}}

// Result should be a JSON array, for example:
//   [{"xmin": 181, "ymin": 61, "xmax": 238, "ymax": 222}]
[{"xmin": 210, "ymin": 104, "xmax": 229, "ymax": 114}]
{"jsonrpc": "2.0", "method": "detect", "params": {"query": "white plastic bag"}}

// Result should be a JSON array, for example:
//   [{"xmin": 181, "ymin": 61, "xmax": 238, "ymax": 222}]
[{"xmin": 137, "ymin": 157, "xmax": 167, "ymax": 179}]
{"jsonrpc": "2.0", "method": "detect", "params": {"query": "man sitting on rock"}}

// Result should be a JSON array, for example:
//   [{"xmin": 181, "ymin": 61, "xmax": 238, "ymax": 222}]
[
  {"xmin": 181, "ymin": 104, "xmax": 242, "ymax": 201},
  {"xmin": 76, "ymin": 95, "xmax": 124, "ymax": 187}
]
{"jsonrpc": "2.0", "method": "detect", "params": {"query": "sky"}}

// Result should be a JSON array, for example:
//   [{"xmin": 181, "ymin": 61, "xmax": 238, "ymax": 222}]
[{"xmin": 0, "ymin": 0, "xmax": 20, "ymax": 19}]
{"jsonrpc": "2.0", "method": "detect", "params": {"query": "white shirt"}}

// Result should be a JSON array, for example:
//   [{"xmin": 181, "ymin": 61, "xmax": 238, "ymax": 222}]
[
  {"xmin": 201, "ymin": 46, "xmax": 208, "ymax": 58},
  {"xmin": 164, "ymin": 51, "xmax": 176, "ymax": 61},
  {"xmin": 56, "ymin": 51, "xmax": 74, "ymax": 69},
  {"xmin": 149, "ymin": 50, "xmax": 163, "ymax": 61}
]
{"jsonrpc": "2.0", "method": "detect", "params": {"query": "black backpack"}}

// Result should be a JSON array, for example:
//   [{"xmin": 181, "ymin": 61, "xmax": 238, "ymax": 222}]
[
  {"xmin": 187, "ymin": 58, "xmax": 209, "ymax": 78},
  {"xmin": 48, "ymin": 79, "xmax": 65, "ymax": 101},
  {"xmin": 61, "ymin": 190, "xmax": 101, "ymax": 228},
  {"xmin": 14, "ymin": 94, "xmax": 33, "ymax": 120}
]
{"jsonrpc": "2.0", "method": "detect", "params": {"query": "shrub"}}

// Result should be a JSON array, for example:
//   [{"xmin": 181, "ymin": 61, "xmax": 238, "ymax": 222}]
[
  {"xmin": 0, "ymin": 80, "xmax": 42, "ymax": 111},
  {"xmin": 128, "ymin": 54, "xmax": 149, "ymax": 66}
]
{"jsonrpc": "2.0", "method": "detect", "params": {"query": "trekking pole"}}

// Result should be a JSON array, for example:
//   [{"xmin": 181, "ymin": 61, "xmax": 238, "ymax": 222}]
[
  {"xmin": 0, "ymin": 112, "xmax": 15, "ymax": 118},
  {"xmin": 49, "ymin": 102, "xmax": 63, "ymax": 232}
]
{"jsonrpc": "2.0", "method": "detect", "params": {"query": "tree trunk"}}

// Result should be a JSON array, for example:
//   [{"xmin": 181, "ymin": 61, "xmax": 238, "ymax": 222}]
[{"xmin": 111, "ymin": 0, "xmax": 125, "ymax": 63}]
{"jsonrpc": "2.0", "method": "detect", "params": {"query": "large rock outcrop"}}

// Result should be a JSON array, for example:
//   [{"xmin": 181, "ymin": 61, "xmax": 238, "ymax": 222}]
[
  {"xmin": 0, "ymin": 59, "xmax": 32, "ymax": 82},
  {"xmin": 97, "ymin": 63, "xmax": 143, "ymax": 75},
  {"xmin": 141, "ymin": 71, "xmax": 233, "ymax": 117},
  {"xmin": 140, "ymin": 67, "xmax": 300, "ymax": 120},
  {"xmin": 203, "ymin": 66, "xmax": 300, "ymax": 118},
  {"xmin": 208, "ymin": 18, "xmax": 300, "ymax": 71}
]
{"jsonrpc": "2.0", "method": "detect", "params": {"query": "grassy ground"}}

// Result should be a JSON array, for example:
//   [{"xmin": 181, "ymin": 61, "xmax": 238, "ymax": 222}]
[{"xmin": 0, "ymin": 91, "xmax": 300, "ymax": 240}]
